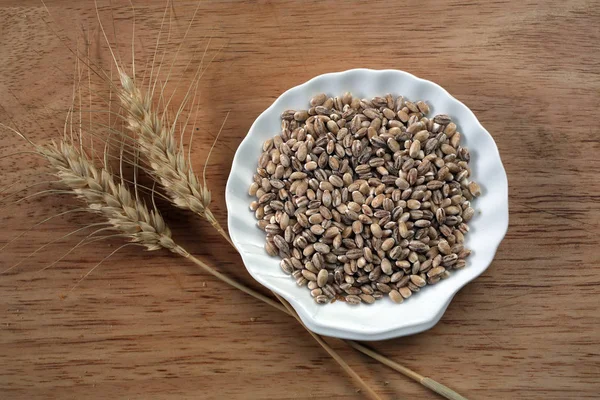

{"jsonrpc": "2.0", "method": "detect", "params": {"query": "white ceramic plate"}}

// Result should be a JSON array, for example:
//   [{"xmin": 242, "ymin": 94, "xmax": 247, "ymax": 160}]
[{"xmin": 226, "ymin": 69, "xmax": 508, "ymax": 341}]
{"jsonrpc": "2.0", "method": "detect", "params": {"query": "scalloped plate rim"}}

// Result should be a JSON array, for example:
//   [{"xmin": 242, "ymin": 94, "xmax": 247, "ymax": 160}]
[{"xmin": 225, "ymin": 68, "xmax": 508, "ymax": 341}]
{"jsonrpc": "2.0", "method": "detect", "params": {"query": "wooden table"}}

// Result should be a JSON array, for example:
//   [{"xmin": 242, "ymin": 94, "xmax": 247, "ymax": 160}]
[{"xmin": 1, "ymin": 1, "xmax": 599, "ymax": 398}]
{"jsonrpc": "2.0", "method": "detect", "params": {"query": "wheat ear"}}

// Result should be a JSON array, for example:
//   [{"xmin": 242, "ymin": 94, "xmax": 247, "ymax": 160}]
[
  {"xmin": 38, "ymin": 140, "xmax": 185, "ymax": 255},
  {"xmin": 117, "ymin": 72, "xmax": 231, "ymax": 244}
]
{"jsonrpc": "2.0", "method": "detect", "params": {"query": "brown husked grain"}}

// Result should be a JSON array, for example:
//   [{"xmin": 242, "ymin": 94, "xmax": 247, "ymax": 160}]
[
  {"xmin": 250, "ymin": 92, "xmax": 480, "ymax": 304},
  {"xmin": 399, "ymin": 286, "xmax": 413, "ymax": 299},
  {"xmin": 388, "ymin": 290, "xmax": 404, "ymax": 304}
]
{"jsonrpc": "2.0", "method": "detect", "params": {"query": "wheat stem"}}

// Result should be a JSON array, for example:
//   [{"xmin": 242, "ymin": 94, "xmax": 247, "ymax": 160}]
[
  {"xmin": 274, "ymin": 293, "xmax": 384, "ymax": 400},
  {"xmin": 204, "ymin": 209, "xmax": 234, "ymax": 247},
  {"xmin": 183, "ymin": 252, "xmax": 287, "ymax": 313},
  {"xmin": 346, "ymin": 342, "xmax": 468, "ymax": 400}
]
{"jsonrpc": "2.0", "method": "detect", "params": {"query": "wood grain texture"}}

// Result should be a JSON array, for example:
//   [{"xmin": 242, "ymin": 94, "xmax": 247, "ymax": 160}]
[{"xmin": 1, "ymin": 0, "xmax": 599, "ymax": 399}]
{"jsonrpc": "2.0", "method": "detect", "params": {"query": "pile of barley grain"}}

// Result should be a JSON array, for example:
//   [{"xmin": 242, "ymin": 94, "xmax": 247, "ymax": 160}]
[{"xmin": 249, "ymin": 93, "xmax": 480, "ymax": 305}]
